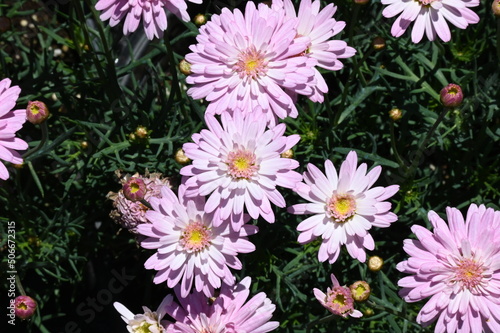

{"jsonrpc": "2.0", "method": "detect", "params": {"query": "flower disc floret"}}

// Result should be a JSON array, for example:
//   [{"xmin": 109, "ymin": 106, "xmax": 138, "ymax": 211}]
[
  {"xmin": 180, "ymin": 221, "xmax": 212, "ymax": 252},
  {"xmin": 226, "ymin": 149, "xmax": 259, "ymax": 179},
  {"xmin": 289, "ymin": 151, "xmax": 399, "ymax": 264},
  {"xmin": 397, "ymin": 204, "xmax": 500, "ymax": 333}
]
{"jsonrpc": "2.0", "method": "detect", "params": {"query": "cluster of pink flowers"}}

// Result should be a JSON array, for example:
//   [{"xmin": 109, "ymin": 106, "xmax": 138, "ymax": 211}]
[{"xmin": 101, "ymin": 1, "xmax": 488, "ymax": 332}]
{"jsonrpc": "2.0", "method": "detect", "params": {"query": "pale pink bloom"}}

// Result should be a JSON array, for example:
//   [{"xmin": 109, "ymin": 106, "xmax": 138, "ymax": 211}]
[
  {"xmin": 114, "ymin": 295, "xmax": 172, "ymax": 332},
  {"xmin": 95, "ymin": 0, "xmax": 202, "ymax": 40},
  {"xmin": 381, "ymin": 0, "xmax": 479, "ymax": 43},
  {"xmin": 0, "ymin": 78, "xmax": 28, "ymax": 180},
  {"xmin": 273, "ymin": 0, "xmax": 356, "ymax": 102},
  {"xmin": 314, "ymin": 273, "xmax": 363, "ymax": 318},
  {"xmin": 137, "ymin": 184, "xmax": 258, "ymax": 298},
  {"xmin": 289, "ymin": 151, "xmax": 399, "ymax": 264},
  {"xmin": 180, "ymin": 109, "xmax": 302, "ymax": 229},
  {"xmin": 163, "ymin": 276, "xmax": 279, "ymax": 333},
  {"xmin": 185, "ymin": 1, "xmax": 316, "ymax": 126},
  {"xmin": 397, "ymin": 204, "xmax": 500, "ymax": 333}
]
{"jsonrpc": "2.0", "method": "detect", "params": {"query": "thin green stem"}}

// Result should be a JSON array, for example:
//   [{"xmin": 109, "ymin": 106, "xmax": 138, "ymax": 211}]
[
  {"xmin": 306, "ymin": 314, "xmax": 336, "ymax": 333},
  {"xmin": 16, "ymin": 275, "xmax": 26, "ymax": 296},
  {"xmin": 406, "ymin": 107, "xmax": 449, "ymax": 178},
  {"xmin": 390, "ymin": 121, "xmax": 409, "ymax": 172},
  {"xmin": 23, "ymin": 122, "xmax": 49, "ymax": 160}
]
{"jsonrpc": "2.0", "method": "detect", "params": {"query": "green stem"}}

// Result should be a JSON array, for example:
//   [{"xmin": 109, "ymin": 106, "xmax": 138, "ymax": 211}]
[
  {"xmin": 23, "ymin": 121, "xmax": 49, "ymax": 160},
  {"xmin": 16, "ymin": 275, "xmax": 26, "ymax": 296},
  {"xmin": 306, "ymin": 314, "xmax": 336, "ymax": 333},
  {"xmin": 389, "ymin": 120, "xmax": 408, "ymax": 172},
  {"xmin": 406, "ymin": 107, "xmax": 449, "ymax": 178}
]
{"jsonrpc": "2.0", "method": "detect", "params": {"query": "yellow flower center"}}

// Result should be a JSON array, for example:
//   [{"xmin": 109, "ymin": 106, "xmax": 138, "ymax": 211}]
[{"xmin": 326, "ymin": 193, "xmax": 357, "ymax": 222}]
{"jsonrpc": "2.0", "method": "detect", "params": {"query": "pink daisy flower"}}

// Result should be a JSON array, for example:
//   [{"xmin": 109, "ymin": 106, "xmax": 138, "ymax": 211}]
[
  {"xmin": 289, "ymin": 151, "xmax": 399, "ymax": 264},
  {"xmin": 397, "ymin": 204, "xmax": 500, "ymax": 333},
  {"xmin": 114, "ymin": 296, "xmax": 172, "ymax": 332},
  {"xmin": 95, "ymin": 0, "xmax": 202, "ymax": 40},
  {"xmin": 180, "ymin": 109, "xmax": 302, "ymax": 229},
  {"xmin": 274, "ymin": 0, "xmax": 356, "ymax": 102},
  {"xmin": 137, "ymin": 184, "xmax": 258, "ymax": 298},
  {"xmin": 381, "ymin": 0, "xmax": 480, "ymax": 43},
  {"xmin": 185, "ymin": 1, "xmax": 316, "ymax": 126},
  {"xmin": 314, "ymin": 273, "xmax": 363, "ymax": 318},
  {"xmin": 0, "ymin": 78, "xmax": 28, "ymax": 181},
  {"xmin": 163, "ymin": 276, "xmax": 279, "ymax": 333}
]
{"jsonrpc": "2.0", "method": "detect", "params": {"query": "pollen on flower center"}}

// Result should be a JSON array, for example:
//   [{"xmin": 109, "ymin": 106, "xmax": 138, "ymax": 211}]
[
  {"xmin": 233, "ymin": 45, "xmax": 268, "ymax": 79},
  {"xmin": 452, "ymin": 258, "xmax": 484, "ymax": 290},
  {"xmin": 417, "ymin": 0, "xmax": 436, "ymax": 5},
  {"xmin": 326, "ymin": 193, "xmax": 357, "ymax": 222},
  {"xmin": 180, "ymin": 221, "xmax": 212, "ymax": 252},
  {"xmin": 226, "ymin": 149, "xmax": 259, "ymax": 179},
  {"xmin": 325, "ymin": 286, "xmax": 355, "ymax": 316}
]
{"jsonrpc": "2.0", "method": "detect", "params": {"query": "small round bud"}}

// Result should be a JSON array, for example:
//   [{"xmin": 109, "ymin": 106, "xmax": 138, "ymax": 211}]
[
  {"xmin": 493, "ymin": 0, "xmax": 500, "ymax": 17},
  {"xmin": 80, "ymin": 141, "xmax": 89, "ymax": 149},
  {"xmin": 280, "ymin": 149, "xmax": 294, "ymax": 159},
  {"xmin": 354, "ymin": 0, "xmax": 370, "ymax": 5},
  {"xmin": 194, "ymin": 13, "xmax": 207, "ymax": 26},
  {"xmin": 134, "ymin": 126, "xmax": 149, "ymax": 140},
  {"xmin": 372, "ymin": 36, "xmax": 386, "ymax": 51},
  {"xmin": 122, "ymin": 177, "xmax": 147, "ymax": 202},
  {"xmin": 15, "ymin": 295, "xmax": 37, "ymax": 320},
  {"xmin": 175, "ymin": 148, "xmax": 191, "ymax": 165},
  {"xmin": 179, "ymin": 59, "xmax": 192, "ymax": 76},
  {"xmin": 26, "ymin": 101, "xmax": 50, "ymax": 124},
  {"xmin": 388, "ymin": 108, "xmax": 403, "ymax": 122},
  {"xmin": 440, "ymin": 83, "xmax": 463, "ymax": 108},
  {"xmin": 368, "ymin": 255, "xmax": 384, "ymax": 272},
  {"xmin": 349, "ymin": 281, "xmax": 371, "ymax": 302},
  {"xmin": 363, "ymin": 308, "xmax": 375, "ymax": 316},
  {"xmin": 128, "ymin": 133, "xmax": 136, "ymax": 141},
  {"xmin": 0, "ymin": 17, "xmax": 11, "ymax": 33},
  {"xmin": 12, "ymin": 163, "xmax": 24, "ymax": 169}
]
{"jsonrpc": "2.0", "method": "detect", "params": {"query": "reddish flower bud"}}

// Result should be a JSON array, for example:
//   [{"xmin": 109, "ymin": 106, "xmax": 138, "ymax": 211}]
[
  {"xmin": 389, "ymin": 108, "xmax": 403, "ymax": 121},
  {"xmin": 15, "ymin": 295, "xmax": 37, "ymax": 320},
  {"xmin": 493, "ymin": 0, "xmax": 500, "ymax": 17},
  {"xmin": 440, "ymin": 84, "xmax": 463, "ymax": 108},
  {"xmin": 122, "ymin": 177, "xmax": 147, "ymax": 202},
  {"xmin": 372, "ymin": 36, "xmax": 386, "ymax": 51},
  {"xmin": 26, "ymin": 101, "xmax": 50, "ymax": 124}
]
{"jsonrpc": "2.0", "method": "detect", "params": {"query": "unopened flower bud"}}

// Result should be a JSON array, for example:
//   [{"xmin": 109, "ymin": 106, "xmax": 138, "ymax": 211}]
[
  {"xmin": 354, "ymin": 0, "xmax": 370, "ymax": 5},
  {"xmin": 349, "ymin": 281, "xmax": 371, "ymax": 302},
  {"xmin": 368, "ymin": 255, "xmax": 384, "ymax": 272},
  {"xmin": 80, "ymin": 141, "xmax": 89, "ymax": 149},
  {"xmin": 175, "ymin": 148, "xmax": 191, "ymax": 165},
  {"xmin": 493, "ymin": 0, "xmax": 500, "ymax": 17},
  {"xmin": 281, "ymin": 149, "xmax": 294, "ymax": 159},
  {"xmin": 134, "ymin": 126, "xmax": 149, "ymax": 140},
  {"xmin": 372, "ymin": 36, "xmax": 386, "ymax": 51},
  {"xmin": 15, "ymin": 295, "xmax": 37, "ymax": 320},
  {"xmin": 388, "ymin": 108, "xmax": 402, "ymax": 121},
  {"xmin": 122, "ymin": 177, "xmax": 147, "ymax": 202},
  {"xmin": 363, "ymin": 308, "xmax": 374, "ymax": 316},
  {"xmin": 179, "ymin": 59, "xmax": 192, "ymax": 75},
  {"xmin": 26, "ymin": 101, "xmax": 49, "ymax": 124},
  {"xmin": 440, "ymin": 83, "xmax": 463, "ymax": 108},
  {"xmin": 194, "ymin": 13, "xmax": 207, "ymax": 26}
]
